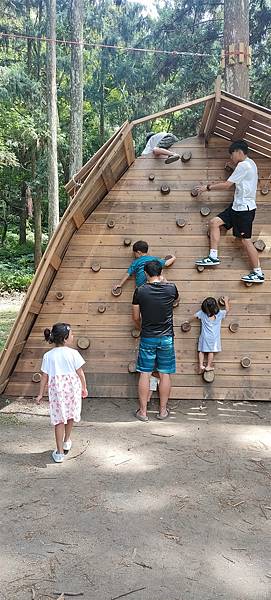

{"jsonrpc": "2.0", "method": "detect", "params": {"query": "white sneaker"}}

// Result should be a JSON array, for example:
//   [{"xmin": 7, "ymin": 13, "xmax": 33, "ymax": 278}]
[
  {"xmin": 63, "ymin": 439, "xmax": 72, "ymax": 454},
  {"xmin": 52, "ymin": 450, "xmax": 64, "ymax": 463}
]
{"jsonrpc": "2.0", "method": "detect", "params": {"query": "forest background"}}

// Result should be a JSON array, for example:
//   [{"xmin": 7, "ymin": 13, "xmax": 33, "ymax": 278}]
[{"xmin": 0, "ymin": 0, "xmax": 270, "ymax": 296}]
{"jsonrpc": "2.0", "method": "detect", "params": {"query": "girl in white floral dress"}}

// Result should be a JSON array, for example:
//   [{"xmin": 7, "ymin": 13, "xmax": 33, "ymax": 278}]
[{"xmin": 36, "ymin": 323, "xmax": 88, "ymax": 463}]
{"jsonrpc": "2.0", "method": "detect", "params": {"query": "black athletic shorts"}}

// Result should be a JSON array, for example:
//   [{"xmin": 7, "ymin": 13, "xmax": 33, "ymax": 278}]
[{"xmin": 217, "ymin": 202, "xmax": 256, "ymax": 239}]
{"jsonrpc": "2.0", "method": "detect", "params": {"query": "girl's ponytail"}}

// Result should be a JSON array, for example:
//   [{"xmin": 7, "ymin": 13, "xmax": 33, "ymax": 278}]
[{"xmin": 44, "ymin": 328, "xmax": 53, "ymax": 343}]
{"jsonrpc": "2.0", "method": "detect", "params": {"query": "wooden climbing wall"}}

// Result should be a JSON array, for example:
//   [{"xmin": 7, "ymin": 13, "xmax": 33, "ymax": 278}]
[{"xmin": 5, "ymin": 135, "xmax": 271, "ymax": 401}]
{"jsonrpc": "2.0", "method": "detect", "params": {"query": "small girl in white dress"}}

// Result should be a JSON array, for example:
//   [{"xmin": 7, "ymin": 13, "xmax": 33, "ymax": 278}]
[
  {"xmin": 194, "ymin": 296, "xmax": 230, "ymax": 373},
  {"xmin": 36, "ymin": 323, "xmax": 88, "ymax": 463}
]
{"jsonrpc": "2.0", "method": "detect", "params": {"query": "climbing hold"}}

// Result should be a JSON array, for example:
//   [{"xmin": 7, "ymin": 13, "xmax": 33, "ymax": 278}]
[
  {"xmin": 112, "ymin": 285, "xmax": 122, "ymax": 297},
  {"xmin": 200, "ymin": 206, "xmax": 211, "ymax": 217},
  {"xmin": 148, "ymin": 173, "xmax": 155, "ymax": 181},
  {"xmin": 123, "ymin": 238, "xmax": 132, "ymax": 247},
  {"xmin": 107, "ymin": 219, "xmax": 115, "ymax": 229},
  {"xmin": 160, "ymin": 184, "xmax": 170, "ymax": 195},
  {"xmin": 98, "ymin": 304, "xmax": 106, "ymax": 313},
  {"xmin": 181, "ymin": 151, "xmax": 192, "ymax": 163},
  {"xmin": 203, "ymin": 370, "xmax": 215, "ymax": 383},
  {"xmin": 260, "ymin": 184, "xmax": 270, "ymax": 196},
  {"xmin": 173, "ymin": 298, "xmax": 180, "ymax": 308},
  {"xmin": 128, "ymin": 361, "xmax": 137, "ymax": 373},
  {"xmin": 91, "ymin": 263, "xmax": 101, "ymax": 272},
  {"xmin": 32, "ymin": 372, "xmax": 41, "ymax": 383},
  {"xmin": 197, "ymin": 265, "xmax": 205, "ymax": 273},
  {"xmin": 191, "ymin": 188, "xmax": 198, "ymax": 197},
  {"xmin": 241, "ymin": 356, "xmax": 251, "ymax": 368},
  {"xmin": 229, "ymin": 322, "xmax": 239, "ymax": 333},
  {"xmin": 176, "ymin": 218, "xmax": 186, "ymax": 228},
  {"xmin": 55, "ymin": 292, "xmax": 64, "ymax": 301},
  {"xmin": 218, "ymin": 296, "xmax": 226, "ymax": 307},
  {"xmin": 181, "ymin": 321, "xmax": 191, "ymax": 333},
  {"xmin": 131, "ymin": 328, "xmax": 141, "ymax": 338},
  {"xmin": 253, "ymin": 239, "xmax": 266, "ymax": 252},
  {"xmin": 77, "ymin": 337, "xmax": 90, "ymax": 350}
]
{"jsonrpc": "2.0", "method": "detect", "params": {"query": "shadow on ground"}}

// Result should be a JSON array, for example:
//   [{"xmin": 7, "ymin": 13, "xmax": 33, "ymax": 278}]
[{"xmin": 0, "ymin": 397, "xmax": 271, "ymax": 600}]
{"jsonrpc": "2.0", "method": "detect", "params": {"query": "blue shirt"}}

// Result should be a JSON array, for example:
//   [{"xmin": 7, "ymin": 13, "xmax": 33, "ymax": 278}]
[{"xmin": 128, "ymin": 256, "xmax": 166, "ymax": 287}]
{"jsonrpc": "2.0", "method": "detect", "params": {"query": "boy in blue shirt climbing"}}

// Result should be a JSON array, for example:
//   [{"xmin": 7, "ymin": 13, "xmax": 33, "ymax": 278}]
[{"xmin": 116, "ymin": 240, "xmax": 176, "ymax": 290}]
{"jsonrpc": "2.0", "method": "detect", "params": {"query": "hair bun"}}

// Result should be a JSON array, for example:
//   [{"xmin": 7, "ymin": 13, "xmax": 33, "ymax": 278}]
[{"xmin": 44, "ymin": 328, "xmax": 51, "ymax": 342}]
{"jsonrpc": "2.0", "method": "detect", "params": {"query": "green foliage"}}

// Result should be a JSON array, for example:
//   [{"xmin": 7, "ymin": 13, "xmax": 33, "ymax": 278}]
[
  {"xmin": 0, "ymin": 232, "xmax": 34, "ymax": 291},
  {"xmin": 0, "ymin": 309, "xmax": 19, "ymax": 351}
]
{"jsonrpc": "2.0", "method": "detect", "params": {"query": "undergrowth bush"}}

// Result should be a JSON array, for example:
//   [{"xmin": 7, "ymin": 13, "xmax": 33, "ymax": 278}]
[{"xmin": 0, "ymin": 234, "xmax": 34, "ymax": 292}]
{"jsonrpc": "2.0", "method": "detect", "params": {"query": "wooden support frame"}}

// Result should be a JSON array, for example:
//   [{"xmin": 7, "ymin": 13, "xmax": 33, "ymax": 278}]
[
  {"xmin": 3, "ymin": 84, "xmax": 271, "ymax": 397},
  {"xmin": 0, "ymin": 121, "xmax": 134, "ymax": 391},
  {"xmin": 132, "ymin": 94, "xmax": 215, "ymax": 126}
]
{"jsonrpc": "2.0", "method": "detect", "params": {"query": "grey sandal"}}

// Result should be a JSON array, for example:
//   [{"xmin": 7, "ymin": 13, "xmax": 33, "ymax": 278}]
[{"xmin": 135, "ymin": 409, "xmax": 149, "ymax": 422}]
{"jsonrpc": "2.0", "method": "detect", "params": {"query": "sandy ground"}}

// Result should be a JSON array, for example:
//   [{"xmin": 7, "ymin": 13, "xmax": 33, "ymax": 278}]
[{"xmin": 0, "ymin": 397, "xmax": 271, "ymax": 600}]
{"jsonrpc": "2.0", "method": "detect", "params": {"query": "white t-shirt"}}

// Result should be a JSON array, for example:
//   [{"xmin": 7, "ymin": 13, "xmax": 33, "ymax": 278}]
[
  {"xmin": 41, "ymin": 346, "xmax": 85, "ymax": 377},
  {"xmin": 228, "ymin": 157, "xmax": 258, "ymax": 211},
  {"xmin": 141, "ymin": 132, "xmax": 168, "ymax": 155}
]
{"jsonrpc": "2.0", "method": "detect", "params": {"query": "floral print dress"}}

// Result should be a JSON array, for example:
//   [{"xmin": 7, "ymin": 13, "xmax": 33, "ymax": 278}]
[{"xmin": 41, "ymin": 346, "xmax": 85, "ymax": 425}]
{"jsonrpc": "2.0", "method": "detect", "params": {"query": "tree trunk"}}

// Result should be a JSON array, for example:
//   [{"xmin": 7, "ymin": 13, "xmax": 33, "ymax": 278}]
[
  {"xmin": 69, "ymin": 0, "xmax": 84, "ymax": 179},
  {"xmin": 99, "ymin": 51, "xmax": 105, "ymax": 145},
  {"xmin": 46, "ymin": 0, "xmax": 59, "ymax": 239},
  {"xmin": 224, "ymin": 0, "xmax": 250, "ymax": 99},
  {"xmin": 19, "ymin": 182, "xmax": 27, "ymax": 245},
  {"xmin": 34, "ymin": 195, "xmax": 42, "ymax": 269}
]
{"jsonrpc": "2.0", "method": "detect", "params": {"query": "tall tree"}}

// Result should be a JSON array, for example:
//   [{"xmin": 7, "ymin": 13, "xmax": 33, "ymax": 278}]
[
  {"xmin": 69, "ymin": 0, "xmax": 84, "ymax": 178},
  {"xmin": 224, "ymin": 0, "xmax": 250, "ymax": 98},
  {"xmin": 46, "ymin": 0, "xmax": 59, "ymax": 238}
]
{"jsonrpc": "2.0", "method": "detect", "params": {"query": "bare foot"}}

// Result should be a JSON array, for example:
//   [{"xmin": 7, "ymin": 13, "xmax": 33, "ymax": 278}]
[
  {"xmin": 205, "ymin": 366, "xmax": 214, "ymax": 372},
  {"xmin": 198, "ymin": 366, "xmax": 205, "ymax": 374}
]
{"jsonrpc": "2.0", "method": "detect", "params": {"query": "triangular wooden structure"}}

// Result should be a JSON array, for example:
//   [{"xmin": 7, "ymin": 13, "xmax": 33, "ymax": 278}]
[{"xmin": 1, "ymin": 80, "xmax": 271, "ymax": 401}]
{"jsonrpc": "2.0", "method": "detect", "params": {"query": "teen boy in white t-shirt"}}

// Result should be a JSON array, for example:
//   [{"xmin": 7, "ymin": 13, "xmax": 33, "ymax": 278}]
[{"xmin": 194, "ymin": 139, "xmax": 264, "ymax": 283}]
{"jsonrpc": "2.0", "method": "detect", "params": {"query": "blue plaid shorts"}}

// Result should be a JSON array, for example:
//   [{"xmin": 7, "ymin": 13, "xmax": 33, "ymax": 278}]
[{"xmin": 136, "ymin": 336, "xmax": 176, "ymax": 374}]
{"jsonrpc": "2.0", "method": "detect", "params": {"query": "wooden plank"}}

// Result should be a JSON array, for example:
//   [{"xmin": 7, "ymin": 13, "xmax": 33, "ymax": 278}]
[
  {"xmin": 102, "ymin": 164, "xmax": 116, "ymax": 191},
  {"xmin": 53, "ymin": 266, "xmax": 271, "ymax": 283},
  {"xmin": 72, "ymin": 208, "xmax": 85, "ymax": 230},
  {"xmin": 221, "ymin": 93, "xmax": 271, "ymax": 121},
  {"xmin": 232, "ymin": 108, "xmax": 255, "ymax": 139},
  {"xmin": 132, "ymin": 94, "xmax": 215, "ymax": 125}
]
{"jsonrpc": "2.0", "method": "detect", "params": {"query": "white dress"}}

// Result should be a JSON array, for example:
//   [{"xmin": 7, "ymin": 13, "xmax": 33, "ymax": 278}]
[
  {"xmin": 41, "ymin": 346, "xmax": 85, "ymax": 425},
  {"xmin": 196, "ymin": 310, "xmax": 226, "ymax": 353}
]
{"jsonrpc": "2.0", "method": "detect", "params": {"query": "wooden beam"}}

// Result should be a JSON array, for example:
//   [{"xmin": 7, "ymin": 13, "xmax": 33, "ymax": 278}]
[
  {"xmin": 123, "ymin": 130, "xmax": 135, "ymax": 166},
  {"xmin": 232, "ymin": 108, "xmax": 255, "ymax": 139},
  {"xmin": 50, "ymin": 254, "xmax": 61, "ymax": 271},
  {"xmin": 102, "ymin": 164, "xmax": 116, "ymax": 191},
  {"xmin": 132, "ymin": 94, "xmax": 215, "ymax": 126},
  {"xmin": 29, "ymin": 301, "xmax": 42, "ymax": 315},
  {"xmin": 199, "ymin": 99, "xmax": 214, "ymax": 135}
]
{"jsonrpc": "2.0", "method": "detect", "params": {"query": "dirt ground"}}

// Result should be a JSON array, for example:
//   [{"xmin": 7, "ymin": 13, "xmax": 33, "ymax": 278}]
[{"xmin": 0, "ymin": 396, "xmax": 271, "ymax": 600}]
